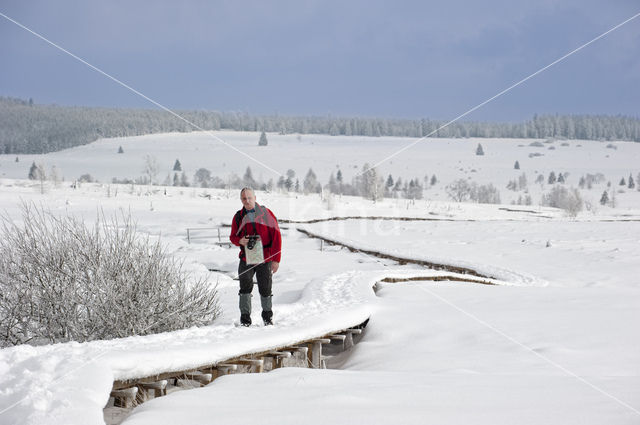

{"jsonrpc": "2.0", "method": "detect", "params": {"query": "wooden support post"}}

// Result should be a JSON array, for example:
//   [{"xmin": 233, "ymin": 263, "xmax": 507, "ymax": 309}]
[
  {"xmin": 307, "ymin": 338, "xmax": 331, "ymax": 369},
  {"xmin": 229, "ymin": 358, "xmax": 264, "ymax": 373},
  {"xmin": 344, "ymin": 328, "xmax": 362, "ymax": 350},
  {"xmin": 214, "ymin": 363, "xmax": 238, "ymax": 379},
  {"xmin": 111, "ymin": 387, "xmax": 138, "ymax": 408},
  {"xmin": 140, "ymin": 380, "xmax": 168, "ymax": 398},
  {"xmin": 184, "ymin": 372, "xmax": 213, "ymax": 386},
  {"xmin": 328, "ymin": 334, "xmax": 347, "ymax": 350},
  {"xmin": 262, "ymin": 351, "xmax": 292, "ymax": 370}
]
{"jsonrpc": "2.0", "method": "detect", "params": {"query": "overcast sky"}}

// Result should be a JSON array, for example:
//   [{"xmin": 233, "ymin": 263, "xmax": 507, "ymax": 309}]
[{"xmin": 1, "ymin": 0, "xmax": 638, "ymax": 121}]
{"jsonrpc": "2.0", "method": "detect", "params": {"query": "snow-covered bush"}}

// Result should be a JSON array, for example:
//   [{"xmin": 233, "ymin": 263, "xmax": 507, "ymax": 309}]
[
  {"xmin": 470, "ymin": 183, "xmax": 501, "ymax": 204},
  {"xmin": 541, "ymin": 186, "xmax": 583, "ymax": 217},
  {"xmin": 447, "ymin": 179, "xmax": 500, "ymax": 204},
  {"xmin": 0, "ymin": 204, "xmax": 220, "ymax": 347},
  {"xmin": 446, "ymin": 179, "xmax": 473, "ymax": 202}
]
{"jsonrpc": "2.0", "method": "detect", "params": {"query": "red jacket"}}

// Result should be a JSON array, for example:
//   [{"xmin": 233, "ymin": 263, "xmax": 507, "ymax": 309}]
[{"xmin": 230, "ymin": 203, "xmax": 282, "ymax": 263}]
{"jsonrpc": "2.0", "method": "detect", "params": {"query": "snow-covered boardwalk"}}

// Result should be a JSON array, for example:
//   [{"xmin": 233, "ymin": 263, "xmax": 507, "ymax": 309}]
[{"xmin": 0, "ymin": 264, "xmax": 501, "ymax": 425}]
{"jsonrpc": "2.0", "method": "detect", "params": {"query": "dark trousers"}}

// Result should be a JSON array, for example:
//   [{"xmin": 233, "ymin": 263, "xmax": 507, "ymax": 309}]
[{"xmin": 238, "ymin": 260, "xmax": 272, "ymax": 297}]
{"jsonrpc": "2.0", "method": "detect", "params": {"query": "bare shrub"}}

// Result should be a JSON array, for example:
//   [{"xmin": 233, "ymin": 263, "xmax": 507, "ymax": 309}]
[
  {"xmin": 541, "ymin": 186, "xmax": 583, "ymax": 217},
  {"xmin": 0, "ymin": 203, "xmax": 219, "ymax": 347}
]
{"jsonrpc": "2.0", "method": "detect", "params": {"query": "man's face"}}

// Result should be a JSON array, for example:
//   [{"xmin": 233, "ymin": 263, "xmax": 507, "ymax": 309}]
[{"xmin": 241, "ymin": 190, "xmax": 256, "ymax": 210}]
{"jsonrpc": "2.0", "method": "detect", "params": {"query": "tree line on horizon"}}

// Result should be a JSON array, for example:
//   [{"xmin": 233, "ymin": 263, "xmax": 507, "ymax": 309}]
[{"xmin": 1, "ymin": 96, "xmax": 639, "ymax": 155}]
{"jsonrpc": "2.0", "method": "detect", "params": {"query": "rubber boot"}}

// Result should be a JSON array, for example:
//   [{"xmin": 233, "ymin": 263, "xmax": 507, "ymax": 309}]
[
  {"xmin": 239, "ymin": 293, "xmax": 252, "ymax": 326},
  {"xmin": 261, "ymin": 296, "xmax": 273, "ymax": 325}
]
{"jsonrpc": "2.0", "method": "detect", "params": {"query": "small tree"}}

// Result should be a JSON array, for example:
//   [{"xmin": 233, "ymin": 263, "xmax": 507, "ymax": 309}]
[
  {"xmin": 446, "ymin": 179, "xmax": 473, "ymax": 202},
  {"xmin": 28, "ymin": 162, "xmax": 40, "ymax": 180},
  {"xmin": 600, "ymin": 190, "xmax": 609, "ymax": 206},
  {"xmin": 557, "ymin": 173, "xmax": 565, "ymax": 184},
  {"xmin": 143, "ymin": 155, "xmax": 159, "ymax": 185},
  {"xmin": 303, "ymin": 168, "xmax": 321, "ymax": 194},
  {"xmin": 629, "ymin": 174, "xmax": 636, "ymax": 189},
  {"xmin": 514, "ymin": 160, "xmax": 520, "ymax": 170},
  {"xmin": 180, "ymin": 171, "xmax": 189, "ymax": 187},
  {"xmin": 243, "ymin": 166, "xmax": 256, "ymax": 188},
  {"xmin": 194, "ymin": 168, "xmax": 212, "ymax": 188},
  {"xmin": 117, "ymin": 146, "xmax": 124, "ymax": 154},
  {"xmin": 541, "ymin": 186, "xmax": 583, "ymax": 217},
  {"xmin": 476, "ymin": 143, "xmax": 485, "ymax": 156},
  {"xmin": 173, "ymin": 159, "xmax": 182, "ymax": 172},
  {"xmin": 548, "ymin": 171, "xmax": 557, "ymax": 184},
  {"xmin": 430, "ymin": 174, "xmax": 438, "ymax": 186},
  {"xmin": 258, "ymin": 131, "xmax": 268, "ymax": 146},
  {"xmin": 619, "ymin": 177, "xmax": 626, "ymax": 186}
]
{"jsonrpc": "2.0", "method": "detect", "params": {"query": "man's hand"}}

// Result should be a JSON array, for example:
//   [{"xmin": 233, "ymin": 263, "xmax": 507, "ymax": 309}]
[
  {"xmin": 239, "ymin": 236, "xmax": 249, "ymax": 246},
  {"xmin": 271, "ymin": 262, "xmax": 279, "ymax": 274}
]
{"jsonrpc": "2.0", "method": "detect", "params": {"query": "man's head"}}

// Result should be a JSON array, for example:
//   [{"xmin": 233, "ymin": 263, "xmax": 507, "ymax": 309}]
[{"xmin": 240, "ymin": 187, "xmax": 256, "ymax": 210}]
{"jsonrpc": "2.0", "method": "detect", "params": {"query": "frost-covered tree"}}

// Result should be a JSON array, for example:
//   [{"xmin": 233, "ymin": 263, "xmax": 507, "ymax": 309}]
[
  {"xmin": 619, "ymin": 177, "xmax": 626, "ymax": 186},
  {"xmin": 628, "ymin": 173, "xmax": 635, "ymax": 189},
  {"xmin": 514, "ymin": 160, "xmax": 520, "ymax": 170},
  {"xmin": 173, "ymin": 159, "xmax": 182, "ymax": 171},
  {"xmin": 471, "ymin": 183, "xmax": 501, "ymax": 204},
  {"xmin": 359, "ymin": 163, "xmax": 384, "ymax": 202},
  {"xmin": 117, "ymin": 146, "xmax": 124, "ymax": 154},
  {"xmin": 548, "ymin": 171, "xmax": 557, "ymax": 184},
  {"xmin": 557, "ymin": 173, "xmax": 565, "ymax": 184},
  {"xmin": 446, "ymin": 179, "xmax": 473, "ymax": 202},
  {"xmin": 406, "ymin": 179, "xmax": 423, "ymax": 200},
  {"xmin": 542, "ymin": 186, "xmax": 583, "ymax": 217},
  {"xmin": 303, "ymin": 168, "xmax": 321, "ymax": 194},
  {"xmin": 430, "ymin": 174, "xmax": 438, "ymax": 186},
  {"xmin": 518, "ymin": 173, "xmax": 528, "ymax": 190},
  {"xmin": 194, "ymin": 168, "xmax": 212, "ymax": 188},
  {"xmin": 476, "ymin": 143, "xmax": 485, "ymax": 156},
  {"xmin": 243, "ymin": 166, "xmax": 256, "ymax": 188},
  {"xmin": 180, "ymin": 171, "xmax": 189, "ymax": 187},
  {"xmin": 258, "ymin": 131, "xmax": 268, "ymax": 146},
  {"xmin": 142, "ymin": 155, "xmax": 159, "ymax": 185}
]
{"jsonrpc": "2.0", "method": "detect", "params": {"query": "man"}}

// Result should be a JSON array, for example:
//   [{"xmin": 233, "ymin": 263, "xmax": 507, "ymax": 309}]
[{"xmin": 229, "ymin": 187, "xmax": 282, "ymax": 326}]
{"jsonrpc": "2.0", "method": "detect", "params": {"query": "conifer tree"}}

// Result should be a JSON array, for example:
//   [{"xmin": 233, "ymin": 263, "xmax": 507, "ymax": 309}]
[
  {"xmin": 258, "ymin": 131, "xmax": 268, "ymax": 146},
  {"xmin": 629, "ymin": 173, "xmax": 636, "ymax": 189},
  {"xmin": 600, "ymin": 190, "xmax": 609, "ymax": 205},
  {"xmin": 173, "ymin": 159, "xmax": 182, "ymax": 171},
  {"xmin": 476, "ymin": 143, "xmax": 485, "ymax": 156},
  {"xmin": 28, "ymin": 162, "xmax": 38, "ymax": 180},
  {"xmin": 514, "ymin": 160, "xmax": 520, "ymax": 169}
]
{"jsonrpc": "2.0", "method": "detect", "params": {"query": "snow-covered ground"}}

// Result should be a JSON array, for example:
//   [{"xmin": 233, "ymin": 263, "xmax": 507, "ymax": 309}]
[{"xmin": 0, "ymin": 131, "xmax": 639, "ymax": 425}]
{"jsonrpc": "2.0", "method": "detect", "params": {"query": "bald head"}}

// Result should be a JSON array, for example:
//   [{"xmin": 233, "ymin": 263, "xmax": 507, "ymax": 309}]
[{"xmin": 240, "ymin": 187, "xmax": 256, "ymax": 210}]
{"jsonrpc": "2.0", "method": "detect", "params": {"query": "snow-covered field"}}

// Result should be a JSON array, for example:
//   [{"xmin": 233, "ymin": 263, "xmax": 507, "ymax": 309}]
[
  {"xmin": 1, "ymin": 130, "xmax": 640, "ymax": 209},
  {"xmin": 0, "ymin": 131, "xmax": 639, "ymax": 425}
]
